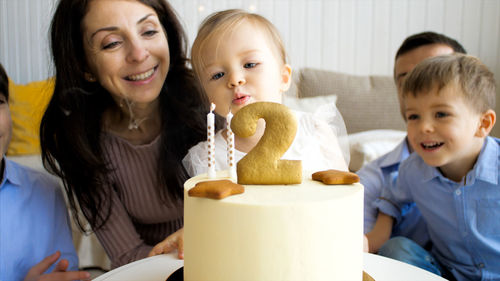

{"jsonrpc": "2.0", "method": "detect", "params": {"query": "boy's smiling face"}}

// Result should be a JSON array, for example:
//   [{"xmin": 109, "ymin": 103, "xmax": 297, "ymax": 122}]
[
  {"xmin": 0, "ymin": 92, "xmax": 11, "ymax": 157},
  {"xmin": 405, "ymin": 83, "xmax": 485, "ymax": 181}
]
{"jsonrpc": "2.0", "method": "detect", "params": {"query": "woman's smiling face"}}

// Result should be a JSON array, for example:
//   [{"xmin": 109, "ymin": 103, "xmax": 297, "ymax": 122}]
[{"xmin": 82, "ymin": 0, "xmax": 170, "ymax": 106}]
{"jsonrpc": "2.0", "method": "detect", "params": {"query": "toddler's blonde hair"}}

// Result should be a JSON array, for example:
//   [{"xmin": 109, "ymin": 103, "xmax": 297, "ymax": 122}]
[
  {"xmin": 191, "ymin": 9, "xmax": 287, "ymax": 80},
  {"xmin": 403, "ymin": 54, "xmax": 496, "ymax": 114}
]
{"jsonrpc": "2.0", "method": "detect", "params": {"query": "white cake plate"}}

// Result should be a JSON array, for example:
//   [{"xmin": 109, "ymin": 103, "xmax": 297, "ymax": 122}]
[{"xmin": 93, "ymin": 252, "xmax": 447, "ymax": 281}]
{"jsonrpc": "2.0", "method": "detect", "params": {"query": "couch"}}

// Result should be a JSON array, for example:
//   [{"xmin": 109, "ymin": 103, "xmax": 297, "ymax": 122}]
[
  {"xmin": 6, "ymin": 67, "xmax": 407, "ymax": 271},
  {"xmin": 285, "ymin": 68, "xmax": 407, "ymax": 171}
]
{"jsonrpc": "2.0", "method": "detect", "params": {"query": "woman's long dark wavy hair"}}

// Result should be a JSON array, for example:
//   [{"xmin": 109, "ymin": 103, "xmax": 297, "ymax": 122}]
[{"xmin": 41, "ymin": 0, "xmax": 207, "ymax": 232}]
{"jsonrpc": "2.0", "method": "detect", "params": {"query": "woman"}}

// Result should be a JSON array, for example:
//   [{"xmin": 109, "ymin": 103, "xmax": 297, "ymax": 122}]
[{"xmin": 41, "ymin": 0, "xmax": 207, "ymax": 268}]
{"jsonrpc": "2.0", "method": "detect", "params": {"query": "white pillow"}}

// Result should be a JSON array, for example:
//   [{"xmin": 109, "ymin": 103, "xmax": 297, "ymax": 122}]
[
  {"xmin": 348, "ymin": 130, "xmax": 407, "ymax": 172},
  {"xmin": 282, "ymin": 94, "xmax": 337, "ymax": 113}
]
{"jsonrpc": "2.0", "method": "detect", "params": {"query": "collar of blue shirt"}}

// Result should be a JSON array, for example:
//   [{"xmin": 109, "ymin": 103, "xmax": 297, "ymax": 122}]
[
  {"xmin": 1, "ymin": 157, "xmax": 25, "ymax": 188},
  {"xmin": 379, "ymin": 137, "xmax": 411, "ymax": 169}
]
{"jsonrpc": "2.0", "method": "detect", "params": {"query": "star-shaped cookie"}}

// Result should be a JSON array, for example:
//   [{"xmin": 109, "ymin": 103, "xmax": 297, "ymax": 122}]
[
  {"xmin": 188, "ymin": 180, "xmax": 244, "ymax": 199},
  {"xmin": 312, "ymin": 169, "xmax": 360, "ymax": 185}
]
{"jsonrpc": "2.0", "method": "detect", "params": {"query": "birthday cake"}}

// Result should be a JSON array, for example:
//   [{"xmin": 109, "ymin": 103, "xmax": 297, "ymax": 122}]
[
  {"xmin": 182, "ymin": 102, "xmax": 364, "ymax": 281},
  {"xmin": 183, "ymin": 171, "xmax": 363, "ymax": 281}
]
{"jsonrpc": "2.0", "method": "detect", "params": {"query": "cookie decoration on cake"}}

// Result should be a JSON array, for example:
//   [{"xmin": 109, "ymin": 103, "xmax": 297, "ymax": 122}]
[
  {"xmin": 231, "ymin": 102, "xmax": 302, "ymax": 185},
  {"xmin": 188, "ymin": 180, "xmax": 244, "ymax": 199},
  {"xmin": 312, "ymin": 169, "xmax": 360, "ymax": 185}
]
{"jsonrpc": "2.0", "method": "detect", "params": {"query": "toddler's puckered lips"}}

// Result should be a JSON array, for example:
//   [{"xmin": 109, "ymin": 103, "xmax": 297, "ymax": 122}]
[
  {"xmin": 124, "ymin": 65, "xmax": 158, "ymax": 81},
  {"xmin": 232, "ymin": 92, "xmax": 250, "ymax": 105},
  {"xmin": 421, "ymin": 141, "xmax": 444, "ymax": 151}
]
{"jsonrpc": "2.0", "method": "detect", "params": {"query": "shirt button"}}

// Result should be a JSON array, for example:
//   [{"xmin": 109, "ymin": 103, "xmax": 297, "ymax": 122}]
[{"xmin": 455, "ymin": 189, "xmax": 462, "ymax": 195}]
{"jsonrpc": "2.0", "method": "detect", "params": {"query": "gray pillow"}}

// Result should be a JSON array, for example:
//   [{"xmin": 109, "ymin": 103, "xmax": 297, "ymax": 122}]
[{"xmin": 296, "ymin": 68, "xmax": 405, "ymax": 134}]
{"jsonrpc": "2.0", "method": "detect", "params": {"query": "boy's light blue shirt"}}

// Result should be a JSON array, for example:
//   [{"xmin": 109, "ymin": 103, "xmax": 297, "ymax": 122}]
[
  {"xmin": 375, "ymin": 136, "xmax": 500, "ymax": 281},
  {"xmin": 358, "ymin": 138, "xmax": 429, "ymax": 247},
  {"xmin": 0, "ymin": 158, "xmax": 78, "ymax": 281}
]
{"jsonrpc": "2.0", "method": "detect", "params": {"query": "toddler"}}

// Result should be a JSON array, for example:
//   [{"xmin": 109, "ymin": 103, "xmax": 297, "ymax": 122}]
[
  {"xmin": 366, "ymin": 54, "xmax": 499, "ymax": 281},
  {"xmin": 183, "ymin": 9, "xmax": 348, "ymax": 176}
]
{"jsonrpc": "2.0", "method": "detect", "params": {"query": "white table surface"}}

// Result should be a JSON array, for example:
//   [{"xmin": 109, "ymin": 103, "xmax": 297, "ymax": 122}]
[{"xmin": 93, "ymin": 252, "xmax": 447, "ymax": 281}]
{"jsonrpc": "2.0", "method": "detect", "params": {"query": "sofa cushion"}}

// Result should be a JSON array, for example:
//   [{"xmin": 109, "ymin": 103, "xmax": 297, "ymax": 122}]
[
  {"xmin": 285, "ymin": 70, "xmax": 300, "ymax": 98},
  {"xmin": 296, "ymin": 68, "xmax": 405, "ymax": 134},
  {"xmin": 282, "ymin": 94, "xmax": 337, "ymax": 114},
  {"xmin": 8, "ymin": 78, "xmax": 54, "ymax": 155},
  {"xmin": 348, "ymin": 129, "xmax": 407, "ymax": 172}
]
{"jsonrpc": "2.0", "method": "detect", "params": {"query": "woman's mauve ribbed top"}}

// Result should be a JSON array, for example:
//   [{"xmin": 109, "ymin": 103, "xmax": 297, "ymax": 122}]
[{"xmin": 94, "ymin": 132, "xmax": 183, "ymax": 268}]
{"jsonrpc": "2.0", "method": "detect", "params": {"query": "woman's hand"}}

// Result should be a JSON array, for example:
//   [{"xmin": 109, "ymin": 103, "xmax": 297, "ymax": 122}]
[
  {"xmin": 149, "ymin": 227, "xmax": 184, "ymax": 259},
  {"xmin": 24, "ymin": 251, "xmax": 90, "ymax": 281}
]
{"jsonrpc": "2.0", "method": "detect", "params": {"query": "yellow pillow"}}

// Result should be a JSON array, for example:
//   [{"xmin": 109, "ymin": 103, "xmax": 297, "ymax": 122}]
[{"xmin": 7, "ymin": 78, "xmax": 54, "ymax": 156}]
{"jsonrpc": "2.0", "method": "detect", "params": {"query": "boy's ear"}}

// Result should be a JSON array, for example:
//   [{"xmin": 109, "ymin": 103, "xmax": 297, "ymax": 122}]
[
  {"xmin": 475, "ymin": 109, "xmax": 496, "ymax": 138},
  {"xmin": 279, "ymin": 64, "xmax": 292, "ymax": 92}
]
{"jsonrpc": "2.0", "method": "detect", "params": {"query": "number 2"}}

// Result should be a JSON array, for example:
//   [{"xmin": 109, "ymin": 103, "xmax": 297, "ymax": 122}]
[{"xmin": 230, "ymin": 102, "xmax": 302, "ymax": 185}]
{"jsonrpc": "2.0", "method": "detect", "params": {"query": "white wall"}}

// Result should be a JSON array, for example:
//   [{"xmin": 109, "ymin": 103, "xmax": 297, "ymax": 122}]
[
  {"xmin": 2, "ymin": 0, "xmax": 500, "ymax": 80},
  {"xmin": 173, "ymin": 0, "xmax": 500, "ymax": 79},
  {"xmin": 0, "ymin": 0, "xmax": 56, "ymax": 83},
  {"xmin": 1, "ymin": 0, "xmax": 499, "ymax": 134}
]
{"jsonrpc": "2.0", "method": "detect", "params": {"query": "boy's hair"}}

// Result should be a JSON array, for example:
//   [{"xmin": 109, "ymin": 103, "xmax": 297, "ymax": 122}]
[
  {"xmin": 402, "ymin": 54, "xmax": 496, "ymax": 114},
  {"xmin": 395, "ymin": 31, "xmax": 466, "ymax": 61},
  {"xmin": 0, "ymin": 63, "xmax": 8, "ymax": 101},
  {"xmin": 191, "ymin": 9, "xmax": 287, "ymax": 79}
]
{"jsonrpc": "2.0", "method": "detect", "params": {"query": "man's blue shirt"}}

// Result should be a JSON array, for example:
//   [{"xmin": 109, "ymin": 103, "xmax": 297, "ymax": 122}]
[
  {"xmin": 375, "ymin": 136, "xmax": 500, "ymax": 281},
  {"xmin": 0, "ymin": 158, "xmax": 78, "ymax": 281},
  {"xmin": 358, "ymin": 138, "xmax": 429, "ymax": 247}
]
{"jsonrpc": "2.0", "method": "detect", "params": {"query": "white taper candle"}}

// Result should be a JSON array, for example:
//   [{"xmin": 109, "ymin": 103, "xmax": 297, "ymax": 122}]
[
  {"xmin": 226, "ymin": 110, "xmax": 236, "ymax": 179},
  {"xmin": 207, "ymin": 103, "xmax": 216, "ymax": 178}
]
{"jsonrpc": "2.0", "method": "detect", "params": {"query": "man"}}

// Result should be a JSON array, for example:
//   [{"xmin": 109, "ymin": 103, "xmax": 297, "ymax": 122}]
[
  {"xmin": 0, "ymin": 63, "xmax": 89, "ymax": 281},
  {"xmin": 359, "ymin": 31, "xmax": 466, "ymax": 247}
]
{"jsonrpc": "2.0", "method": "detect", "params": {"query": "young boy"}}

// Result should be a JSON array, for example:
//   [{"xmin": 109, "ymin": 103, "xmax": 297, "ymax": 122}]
[
  {"xmin": 359, "ymin": 32, "xmax": 466, "ymax": 247},
  {"xmin": 366, "ymin": 54, "xmax": 498, "ymax": 281},
  {"xmin": 0, "ymin": 64, "xmax": 89, "ymax": 280}
]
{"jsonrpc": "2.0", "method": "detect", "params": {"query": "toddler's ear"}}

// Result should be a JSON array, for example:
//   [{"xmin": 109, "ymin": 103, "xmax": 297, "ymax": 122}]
[
  {"xmin": 475, "ymin": 109, "xmax": 496, "ymax": 138},
  {"xmin": 279, "ymin": 64, "xmax": 292, "ymax": 92}
]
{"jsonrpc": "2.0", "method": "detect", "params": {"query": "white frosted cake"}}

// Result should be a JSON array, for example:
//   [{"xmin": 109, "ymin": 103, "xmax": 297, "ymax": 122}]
[{"xmin": 184, "ymin": 170, "xmax": 364, "ymax": 281}]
